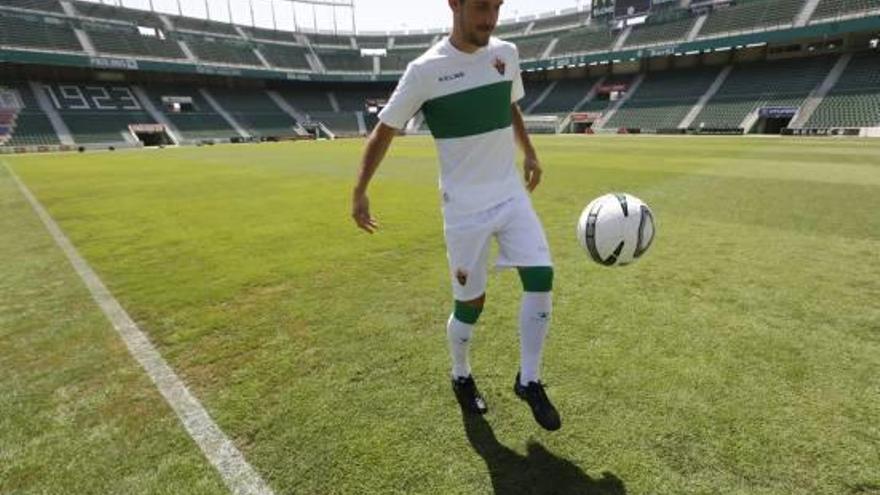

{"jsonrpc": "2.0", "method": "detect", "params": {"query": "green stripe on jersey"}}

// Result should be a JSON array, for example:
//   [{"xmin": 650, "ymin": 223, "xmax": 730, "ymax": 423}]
[{"xmin": 422, "ymin": 81, "xmax": 513, "ymax": 139}]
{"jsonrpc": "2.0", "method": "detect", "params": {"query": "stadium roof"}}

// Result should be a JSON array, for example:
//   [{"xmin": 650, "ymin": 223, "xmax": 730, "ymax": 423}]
[{"xmin": 75, "ymin": 0, "xmax": 585, "ymax": 34}]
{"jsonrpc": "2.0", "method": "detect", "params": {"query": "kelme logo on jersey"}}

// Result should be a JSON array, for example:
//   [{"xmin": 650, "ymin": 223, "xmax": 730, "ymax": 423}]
[
  {"xmin": 439, "ymin": 71, "xmax": 465, "ymax": 82},
  {"xmin": 493, "ymin": 57, "xmax": 506, "ymax": 76}
]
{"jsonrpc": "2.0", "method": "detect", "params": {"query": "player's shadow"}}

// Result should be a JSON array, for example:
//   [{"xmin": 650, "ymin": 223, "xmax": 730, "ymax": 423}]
[{"xmin": 463, "ymin": 414, "xmax": 626, "ymax": 495}]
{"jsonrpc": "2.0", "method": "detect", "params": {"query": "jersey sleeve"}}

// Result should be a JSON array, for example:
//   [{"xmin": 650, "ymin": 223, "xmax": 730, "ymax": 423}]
[
  {"xmin": 378, "ymin": 63, "xmax": 426, "ymax": 129},
  {"xmin": 511, "ymin": 46, "xmax": 525, "ymax": 103}
]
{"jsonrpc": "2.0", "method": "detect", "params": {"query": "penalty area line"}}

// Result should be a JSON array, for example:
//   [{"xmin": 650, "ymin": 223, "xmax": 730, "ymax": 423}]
[{"xmin": 2, "ymin": 161, "xmax": 275, "ymax": 495}]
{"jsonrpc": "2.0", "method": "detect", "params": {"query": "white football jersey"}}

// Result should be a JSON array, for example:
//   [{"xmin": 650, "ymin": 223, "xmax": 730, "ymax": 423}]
[{"xmin": 379, "ymin": 36, "xmax": 527, "ymax": 215}]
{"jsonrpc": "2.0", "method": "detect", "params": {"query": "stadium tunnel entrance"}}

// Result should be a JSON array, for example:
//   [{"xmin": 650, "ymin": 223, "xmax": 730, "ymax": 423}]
[
  {"xmin": 753, "ymin": 107, "xmax": 799, "ymax": 135},
  {"xmin": 130, "ymin": 124, "xmax": 174, "ymax": 147}
]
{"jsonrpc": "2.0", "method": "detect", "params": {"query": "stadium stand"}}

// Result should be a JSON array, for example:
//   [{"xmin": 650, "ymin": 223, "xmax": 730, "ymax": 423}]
[
  {"xmin": 73, "ymin": 1, "xmax": 165, "ymax": 28},
  {"xmin": 551, "ymin": 27, "xmax": 617, "ymax": 56},
  {"xmin": 205, "ymin": 87, "xmax": 298, "ymax": 137},
  {"xmin": 331, "ymin": 84, "xmax": 393, "ymax": 111},
  {"xmin": 0, "ymin": 11, "xmax": 82, "ymax": 52},
  {"xmin": 810, "ymin": 0, "xmax": 880, "ymax": 20},
  {"xmin": 3, "ymin": 1, "xmax": 880, "ymax": 146},
  {"xmin": 606, "ymin": 68, "xmax": 720, "ymax": 130},
  {"xmin": 382, "ymin": 48, "xmax": 426, "ymax": 72},
  {"xmin": 807, "ymin": 52, "xmax": 880, "ymax": 128},
  {"xmin": 693, "ymin": 56, "xmax": 837, "ymax": 129},
  {"xmin": 529, "ymin": 11, "xmax": 589, "ymax": 33},
  {"xmin": 393, "ymin": 33, "xmax": 439, "ymax": 47},
  {"xmin": 318, "ymin": 50, "xmax": 374, "ymax": 72},
  {"xmin": 244, "ymin": 26, "xmax": 300, "ymax": 43},
  {"xmin": 513, "ymin": 35, "xmax": 556, "ymax": 60},
  {"xmin": 2, "ymin": 0, "xmax": 64, "ymax": 14},
  {"xmin": 520, "ymin": 80, "xmax": 555, "ymax": 111},
  {"xmin": 698, "ymin": 0, "xmax": 804, "ymax": 37},
  {"xmin": 495, "ymin": 20, "xmax": 532, "ymax": 37},
  {"xmin": 171, "ymin": 16, "xmax": 240, "ymax": 36},
  {"xmin": 0, "ymin": 82, "xmax": 60, "ymax": 147},
  {"xmin": 571, "ymin": 77, "xmax": 637, "ymax": 118},
  {"xmin": 356, "ymin": 35, "xmax": 389, "ymax": 49},
  {"xmin": 530, "ymin": 78, "xmax": 599, "ymax": 114},
  {"xmin": 259, "ymin": 43, "xmax": 312, "ymax": 70},
  {"xmin": 624, "ymin": 16, "xmax": 696, "ymax": 48},
  {"xmin": 143, "ymin": 85, "xmax": 236, "ymax": 141},
  {"xmin": 181, "ymin": 35, "xmax": 262, "ymax": 66},
  {"xmin": 84, "ymin": 23, "xmax": 186, "ymax": 59},
  {"xmin": 302, "ymin": 111, "xmax": 361, "ymax": 135},
  {"xmin": 42, "ymin": 83, "xmax": 157, "ymax": 144},
  {"xmin": 307, "ymin": 32, "xmax": 352, "ymax": 47},
  {"xmin": 276, "ymin": 87, "xmax": 335, "ymax": 113}
]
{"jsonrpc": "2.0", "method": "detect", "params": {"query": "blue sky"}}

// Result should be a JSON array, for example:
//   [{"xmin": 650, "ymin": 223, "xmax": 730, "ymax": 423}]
[{"xmin": 82, "ymin": 0, "xmax": 588, "ymax": 32}]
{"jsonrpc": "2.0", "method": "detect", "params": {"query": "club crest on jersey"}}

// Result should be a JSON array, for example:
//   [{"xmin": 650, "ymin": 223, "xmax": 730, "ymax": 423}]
[{"xmin": 493, "ymin": 57, "xmax": 506, "ymax": 76}]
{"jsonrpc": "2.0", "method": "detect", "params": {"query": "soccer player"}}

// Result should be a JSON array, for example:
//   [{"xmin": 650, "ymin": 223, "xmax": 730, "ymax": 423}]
[{"xmin": 351, "ymin": 0, "xmax": 560, "ymax": 431}]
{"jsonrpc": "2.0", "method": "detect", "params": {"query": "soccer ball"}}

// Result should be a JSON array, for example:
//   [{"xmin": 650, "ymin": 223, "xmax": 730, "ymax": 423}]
[{"xmin": 576, "ymin": 193, "xmax": 656, "ymax": 266}]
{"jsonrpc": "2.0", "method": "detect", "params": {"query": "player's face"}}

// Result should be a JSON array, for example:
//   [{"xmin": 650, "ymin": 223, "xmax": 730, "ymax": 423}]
[{"xmin": 451, "ymin": 0, "xmax": 503, "ymax": 47}]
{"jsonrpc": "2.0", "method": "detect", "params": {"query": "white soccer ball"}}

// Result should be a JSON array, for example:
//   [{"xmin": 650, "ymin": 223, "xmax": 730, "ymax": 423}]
[{"xmin": 576, "ymin": 193, "xmax": 656, "ymax": 266}]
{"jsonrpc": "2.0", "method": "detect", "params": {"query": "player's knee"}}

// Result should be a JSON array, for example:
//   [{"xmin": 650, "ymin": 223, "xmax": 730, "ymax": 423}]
[
  {"xmin": 518, "ymin": 266, "xmax": 554, "ymax": 293},
  {"xmin": 454, "ymin": 294, "xmax": 485, "ymax": 325}
]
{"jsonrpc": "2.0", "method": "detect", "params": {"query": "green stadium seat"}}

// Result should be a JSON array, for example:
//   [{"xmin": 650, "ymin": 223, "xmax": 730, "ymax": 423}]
[
  {"xmin": 694, "ymin": 56, "xmax": 836, "ymax": 129},
  {"xmin": 530, "ymin": 78, "xmax": 599, "ymax": 114},
  {"xmin": 1, "ymin": 0, "xmax": 63, "ymax": 14},
  {"xmin": 259, "ymin": 43, "xmax": 312, "ymax": 71},
  {"xmin": 624, "ymin": 16, "xmax": 696, "ymax": 48},
  {"xmin": 144, "ymin": 85, "xmax": 236, "ymax": 141},
  {"xmin": 811, "ymin": 0, "xmax": 880, "ymax": 20},
  {"xmin": 0, "ymin": 11, "xmax": 82, "ymax": 52},
  {"xmin": 171, "ymin": 16, "xmax": 240, "ymax": 36},
  {"xmin": 392, "ymin": 33, "xmax": 439, "ymax": 47},
  {"xmin": 807, "ymin": 52, "xmax": 880, "ymax": 128},
  {"xmin": 607, "ymin": 69, "xmax": 720, "ymax": 130},
  {"xmin": 85, "ymin": 23, "xmax": 185, "ymax": 59},
  {"xmin": 73, "ymin": 1, "xmax": 164, "ymax": 28},
  {"xmin": 206, "ymin": 88, "xmax": 298, "ymax": 138},
  {"xmin": 0, "ymin": 82, "xmax": 60, "ymax": 148},
  {"xmin": 529, "ymin": 11, "xmax": 590, "ymax": 33},
  {"xmin": 181, "ymin": 35, "xmax": 262, "ymax": 66},
  {"xmin": 317, "ymin": 50, "xmax": 374, "ymax": 73},
  {"xmin": 551, "ymin": 27, "xmax": 616, "ymax": 56},
  {"xmin": 513, "ymin": 35, "xmax": 556, "ymax": 60},
  {"xmin": 699, "ymin": 0, "xmax": 804, "ymax": 37}
]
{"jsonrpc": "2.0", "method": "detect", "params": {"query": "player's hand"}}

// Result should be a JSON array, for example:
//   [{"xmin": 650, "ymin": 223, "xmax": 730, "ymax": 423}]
[
  {"xmin": 524, "ymin": 154, "xmax": 542, "ymax": 192},
  {"xmin": 352, "ymin": 190, "xmax": 379, "ymax": 234}
]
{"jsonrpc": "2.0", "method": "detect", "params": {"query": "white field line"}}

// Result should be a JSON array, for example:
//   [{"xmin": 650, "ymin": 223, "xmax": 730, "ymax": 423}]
[{"xmin": 2, "ymin": 162, "xmax": 275, "ymax": 495}]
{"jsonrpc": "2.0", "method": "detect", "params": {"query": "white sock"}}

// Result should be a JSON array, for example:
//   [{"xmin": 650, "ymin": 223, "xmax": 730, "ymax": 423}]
[
  {"xmin": 447, "ymin": 315, "xmax": 474, "ymax": 379},
  {"xmin": 519, "ymin": 292, "xmax": 552, "ymax": 386}
]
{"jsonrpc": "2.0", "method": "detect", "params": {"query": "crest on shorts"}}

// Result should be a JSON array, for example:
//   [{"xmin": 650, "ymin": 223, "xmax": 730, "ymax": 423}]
[
  {"xmin": 492, "ymin": 57, "xmax": 506, "ymax": 76},
  {"xmin": 455, "ymin": 269, "xmax": 468, "ymax": 286}
]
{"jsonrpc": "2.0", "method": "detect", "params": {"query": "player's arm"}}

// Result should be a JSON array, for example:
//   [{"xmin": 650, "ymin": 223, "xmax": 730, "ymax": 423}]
[
  {"xmin": 511, "ymin": 102, "xmax": 542, "ymax": 192},
  {"xmin": 352, "ymin": 122, "xmax": 397, "ymax": 234}
]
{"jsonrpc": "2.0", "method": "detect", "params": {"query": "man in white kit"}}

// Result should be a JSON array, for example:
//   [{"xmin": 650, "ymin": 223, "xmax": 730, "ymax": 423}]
[{"xmin": 351, "ymin": 0, "xmax": 560, "ymax": 431}]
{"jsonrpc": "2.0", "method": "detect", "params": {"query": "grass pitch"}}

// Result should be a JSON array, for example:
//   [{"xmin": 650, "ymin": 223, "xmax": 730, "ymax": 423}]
[{"xmin": 2, "ymin": 136, "xmax": 879, "ymax": 494}]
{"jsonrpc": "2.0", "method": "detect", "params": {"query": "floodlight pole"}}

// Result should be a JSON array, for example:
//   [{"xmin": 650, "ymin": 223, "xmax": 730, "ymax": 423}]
[
  {"xmin": 204, "ymin": 0, "xmax": 210, "ymax": 21},
  {"xmin": 271, "ymin": 0, "xmax": 278, "ymax": 30},
  {"xmin": 249, "ymin": 0, "xmax": 256, "ymax": 27}
]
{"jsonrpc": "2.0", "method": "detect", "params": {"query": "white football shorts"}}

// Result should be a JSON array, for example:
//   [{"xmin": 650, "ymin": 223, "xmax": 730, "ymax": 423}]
[{"xmin": 443, "ymin": 194, "xmax": 552, "ymax": 301}]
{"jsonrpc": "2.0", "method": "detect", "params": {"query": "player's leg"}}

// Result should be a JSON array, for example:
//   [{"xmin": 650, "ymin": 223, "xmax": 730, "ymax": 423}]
[
  {"xmin": 516, "ymin": 266, "xmax": 553, "ymax": 387},
  {"xmin": 444, "ymin": 216, "xmax": 492, "ymax": 414},
  {"xmin": 496, "ymin": 196, "xmax": 561, "ymax": 430}
]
